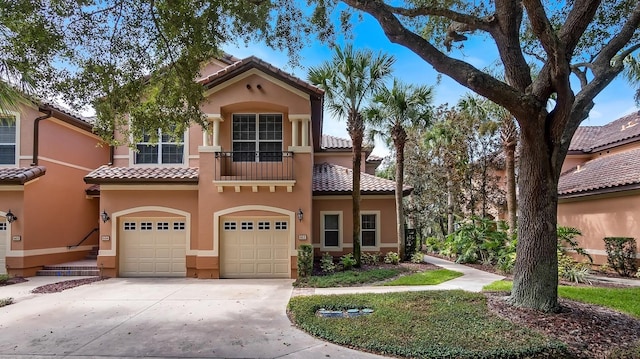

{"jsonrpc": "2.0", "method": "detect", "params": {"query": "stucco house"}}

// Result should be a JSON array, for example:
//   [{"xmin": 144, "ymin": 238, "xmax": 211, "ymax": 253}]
[
  {"xmin": 83, "ymin": 56, "xmax": 409, "ymax": 279},
  {"xmin": 557, "ymin": 111, "xmax": 640, "ymax": 265},
  {"xmin": 0, "ymin": 102, "xmax": 110, "ymax": 276}
]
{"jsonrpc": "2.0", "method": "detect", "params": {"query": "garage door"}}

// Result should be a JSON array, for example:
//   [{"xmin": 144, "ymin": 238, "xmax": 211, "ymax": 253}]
[
  {"xmin": 220, "ymin": 217, "xmax": 290, "ymax": 278},
  {"xmin": 119, "ymin": 218, "xmax": 187, "ymax": 277},
  {"xmin": 0, "ymin": 218, "xmax": 6, "ymax": 275}
]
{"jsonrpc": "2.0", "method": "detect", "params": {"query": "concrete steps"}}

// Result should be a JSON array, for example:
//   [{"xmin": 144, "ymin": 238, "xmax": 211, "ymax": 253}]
[{"xmin": 36, "ymin": 260, "xmax": 99, "ymax": 277}]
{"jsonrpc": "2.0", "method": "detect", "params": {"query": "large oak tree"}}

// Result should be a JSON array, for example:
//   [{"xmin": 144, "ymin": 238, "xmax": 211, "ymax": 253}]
[{"xmin": 324, "ymin": 0, "xmax": 640, "ymax": 311}]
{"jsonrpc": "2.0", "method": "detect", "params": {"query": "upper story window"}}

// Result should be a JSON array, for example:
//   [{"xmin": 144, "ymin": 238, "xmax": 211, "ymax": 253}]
[
  {"xmin": 135, "ymin": 129, "xmax": 184, "ymax": 165},
  {"xmin": 232, "ymin": 114, "xmax": 282, "ymax": 162},
  {"xmin": 0, "ymin": 116, "xmax": 17, "ymax": 165}
]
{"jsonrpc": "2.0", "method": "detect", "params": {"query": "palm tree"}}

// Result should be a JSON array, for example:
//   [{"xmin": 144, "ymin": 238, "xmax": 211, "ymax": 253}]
[
  {"xmin": 365, "ymin": 79, "xmax": 433, "ymax": 258},
  {"xmin": 308, "ymin": 44, "xmax": 395, "ymax": 266},
  {"xmin": 0, "ymin": 60, "xmax": 35, "ymax": 115},
  {"xmin": 459, "ymin": 94, "xmax": 518, "ymax": 236}
]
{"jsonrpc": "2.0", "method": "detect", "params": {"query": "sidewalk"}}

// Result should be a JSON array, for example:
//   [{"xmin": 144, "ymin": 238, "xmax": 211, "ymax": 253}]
[
  {"xmin": 306, "ymin": 255, "xmax": 505, "ymax": 296},
  {"xmin": 588, "ymin": 274, "xmax": 640, "ymax": 287}
]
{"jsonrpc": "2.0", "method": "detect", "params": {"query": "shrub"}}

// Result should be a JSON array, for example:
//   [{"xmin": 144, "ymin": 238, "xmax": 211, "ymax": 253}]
[
  {"xmin": 297, "ymin": 244, "xmax": 313, "ymax": 278},
  {"xmin": 443, "ymin": 217, "xmax": 510, "ymax": 265},
  {"xmin": 604, "ymin": 237, "xmax": 638, "ymax": 277},
  {"xmin": 424, "ymin": 236, "xmax": 442, "ymax": 253},
  {"xmin": 361, "ymin": 252, "xmax": 382, "ymax": 265},
  {"xmin": 0, "ymin": 274, "xmax": 9, "ymax": 284},
  {"xmin": 0, "ymin": 297, "xmax": 13, "ymax": 307},
  {"xmin": 320, "ymin": 253, "xmax": 336, "ymax": 274},
  {"xmin": 384, "ymin": 251, "xmax": 400, "ymax": 265},
  {"xmin": 410, "ymin": 252, "xmax": 424, "ymax": 264},
  {"xmin": 340, "ymin": 253, "xmax": 356, "ymax": 270},
  {"xmin": 599, "ymin": 262, "xmax": 611, "ymax": 273},
  {"xmin": 558, "ymin": 251, "xmax": 592, "ymax": 284},
  {"xmin": 557, "ymin": 226, "xmax": 592, "ymax": 263}
]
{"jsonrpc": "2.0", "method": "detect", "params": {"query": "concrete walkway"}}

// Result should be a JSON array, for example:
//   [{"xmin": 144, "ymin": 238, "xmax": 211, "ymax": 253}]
[{"xmin": 306, "ymin": 255, "xmax": 505, "ymax": 296}]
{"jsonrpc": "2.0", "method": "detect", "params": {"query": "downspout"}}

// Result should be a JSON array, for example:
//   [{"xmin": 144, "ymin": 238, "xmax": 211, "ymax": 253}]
[
  {"xmin": 31, "ymin": 107, "xmax": 53, "ymax": 166},
  {"xmin": 109, "ymin": 143, "xmax": 114, "ymax": 165}
]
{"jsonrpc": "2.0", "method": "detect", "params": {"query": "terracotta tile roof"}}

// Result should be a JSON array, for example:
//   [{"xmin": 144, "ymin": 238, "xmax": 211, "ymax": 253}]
[
  {"xmin": 569, "ymin": 111, "xmax": 640, "ymax": 152},
  {"xmin": 366, "ymin": 154, "xmax": 384, "ymax": 162},
  {"xmin": 84, "ymin": 166, "xmax": 199, "ymax": 184},
  {"xmin": 0, "ymin": 166, "xmax": 46, "ymax": 184},
  {"xmin": 322, "ymin": 134, "xmax": 352, "ymax": 149},
  {"xmin": 199, "ymin": 56, "xmax": 324, "ymax": 96},
  {"xmin": 313, "ymin": 162, "xmax": 412, "ymax": 196},
  {"xmin": 558, "ymin": 148, "xmax": 640, "ymax": 197},
  {"xmin": 85, "ymin": 184, "xmax": 100, "ymax": 196}
]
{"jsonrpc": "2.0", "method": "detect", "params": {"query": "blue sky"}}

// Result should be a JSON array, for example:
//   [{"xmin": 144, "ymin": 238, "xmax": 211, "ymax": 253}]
[{"xmin": 223, "ymin": 9, "xmax": 639, "ymax": 156}]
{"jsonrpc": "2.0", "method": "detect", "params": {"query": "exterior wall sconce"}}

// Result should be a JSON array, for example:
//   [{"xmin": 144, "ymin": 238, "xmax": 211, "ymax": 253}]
[
  {"xmin": 5, "ymin": 210, "xmax": 17, "ymax": 223},
  {"xmin": 297, "ymin": 208, "xmax": 303, "ymax": 222},
  {"xmin": 100, "ymin": 210, "xmax": 110, "ymax": 223}
]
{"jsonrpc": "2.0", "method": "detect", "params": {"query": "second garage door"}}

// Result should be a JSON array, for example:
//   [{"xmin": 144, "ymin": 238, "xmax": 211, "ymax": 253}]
[
  {"xmin": 220, "ymin": 217, "xmax": 290, "ymax": 278},
  {"xmin": 119, "ymin": 218, "xmax": 187, "ymax": 277}
]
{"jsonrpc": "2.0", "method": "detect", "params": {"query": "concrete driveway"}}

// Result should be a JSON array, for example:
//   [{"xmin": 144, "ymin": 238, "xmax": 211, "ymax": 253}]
[{"xmin": 0, "ymin": 278, "xmax": 386, "ymax": 359}]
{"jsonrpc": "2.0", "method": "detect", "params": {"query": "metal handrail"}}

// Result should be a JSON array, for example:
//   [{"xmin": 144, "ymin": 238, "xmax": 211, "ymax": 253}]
[
  {"xmin": 67, "ymin": 227, "xmax": 99, "ymax": 249},
  {"xmin": 214, "ymin": 151, "xmax": 294, "ymax": 180}
]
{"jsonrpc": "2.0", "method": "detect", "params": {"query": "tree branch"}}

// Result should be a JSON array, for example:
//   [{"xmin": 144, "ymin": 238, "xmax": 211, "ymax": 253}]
[
  {"xmin": 382, "ymin": 3, "xmax": 493, "ymax": 32},
  {"xmin": 521, "ymin": 0, "xmax": 559, "ymax": 57},
  {"xmin": 342, "ymin": 0, "xmax": 542, "ymax": 120}
]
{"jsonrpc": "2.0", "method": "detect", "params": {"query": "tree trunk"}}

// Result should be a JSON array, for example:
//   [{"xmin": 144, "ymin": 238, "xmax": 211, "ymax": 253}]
[
  {"xmin": 447, "ymin": 175, "xmax": 454, "ymax": 235},
  {"xmin": 349, "ymin": 113, "xmax": 364, "ymax": 267},
  {"xmin": 509, "ymin": 122, "xmax": 559, "ymax": 312},
  {"xmin": 393, "ymin": 128, "xmax": 406, "ymax": 259},
  {"xmin": 505, "ymin": 143, "xmax": 517, "ymax": 237}
]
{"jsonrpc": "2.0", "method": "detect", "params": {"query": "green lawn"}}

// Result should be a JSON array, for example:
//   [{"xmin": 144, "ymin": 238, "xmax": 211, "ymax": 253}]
[
  {"xmin": 484, "ymin": 280, "xmax": 640, "ymax": 317},
  {"xmin": 294, "ymin": 268, "xmax": 404, "ymax": 288},
  {"xmin": 288, "ymin": 291, "xmax": 567, "ymax": 358},
  {"xmin": 383, "ymin": 269, "xmax": 462, "ymax": 286}
]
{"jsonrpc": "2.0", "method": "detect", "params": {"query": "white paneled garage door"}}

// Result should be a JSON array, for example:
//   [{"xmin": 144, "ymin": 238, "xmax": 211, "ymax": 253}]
[
  {"xmin": 119, "ymin": 217, "xmax": 187, "ymax": 277},
  {"xmin": 0, "ymin": 218, "xmax": 6, "ymax": 275},
  {"xmin": 220, "ymin": 217, "xmax": 290, "ymax": 278}
]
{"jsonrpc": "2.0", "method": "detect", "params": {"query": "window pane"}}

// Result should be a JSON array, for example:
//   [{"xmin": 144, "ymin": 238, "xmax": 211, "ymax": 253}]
[
  {"xmin": 259, "ymin": 114, "xmax": 282, "ymax": 140},
  {"xmin": 362, "ymin": 214, "xmax": 376, "ymax": 230},
  {"xmin": 259, "ymin": 142, "xmax": 282, "ymax": 162},
  {"xmin": 324, "ymin": 214, "xmax": 339, "ymax": 230},
  {"xmin": 233, "ymin": 114, "xmax": 256, "ymax": 140},
  {"xmin": 161, "ymin": 144, "xmax": 184, "ymax": 164},
  {"xmin": 324, "ymin": 231, "xmax": 339, "ymax": 247},
  {"xmin": 362, "ymin": 231, "xmax": 376, "ymax": 247},
  {"xmin": 0, "ymin": 120, "xmax": 16, "ymax": 143},
  {"xmin": 136, "ymin": 144, "xmax": 158, "ymax": 164},
  {"xmin": 161, "ymin": 131, "xmax": 183, "ymax": 143},
  {"xmin": 0, "ymin": 145, "xmax": 15, "ymax": 164},
  {"xmin": 232, "ymin": 142, "xmax": 256, "ymax": 162}
]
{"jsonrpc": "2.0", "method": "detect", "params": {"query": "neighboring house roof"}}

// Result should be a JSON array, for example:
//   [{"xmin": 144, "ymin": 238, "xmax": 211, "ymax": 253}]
[
  {"xmin": 558, "ymin": 148, "xmax": 640, "ymax": 198},
  {"xmin": 321, "ymin": 134, "xmax": 352, "ymax": 150},
  {"xmin": 366, "ymin": 154, "xmax": 384, "ymax": 162},
  {"xmin": 85, "ymin": 184, "xmax": 100, "ymax": 196},
  {"xmin": 84, "ymin": 166, "xmax": 199, "ymax": 184},
  {"xmin": 569, "ymin": 111, "xmax": 640, "ymax": 152},
  {"xmin": 0, "ymin": 166, "xmax": 46, "ymax": 184},
  {"xmin": 313, "ymin": 162, "xmax": 412, "ymax": 196}
]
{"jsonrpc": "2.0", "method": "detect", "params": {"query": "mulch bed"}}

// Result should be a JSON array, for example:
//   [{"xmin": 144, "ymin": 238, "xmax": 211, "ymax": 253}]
[
  {"xmin": 31, "ymin": 277, "xmax": 108, "ymax": 294},
  {"xmin": 485, "ymin": 292, "xmax": 640, "ymax": 359},
  {"xmin": 0, "ymin": 277, "xmax": 28, "ymax": 286}
]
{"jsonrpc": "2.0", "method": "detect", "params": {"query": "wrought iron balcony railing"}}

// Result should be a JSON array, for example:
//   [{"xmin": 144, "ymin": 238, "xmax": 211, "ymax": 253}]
[{"xmin": 214, "ymin": 151, "xmax": 294, "ymax": 181}]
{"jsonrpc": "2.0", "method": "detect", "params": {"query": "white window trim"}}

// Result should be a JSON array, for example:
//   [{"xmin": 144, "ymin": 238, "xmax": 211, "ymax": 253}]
[
  {"xmin": 0, "ymin": 111, "xmax": 20, "ymax": 167},
  {"xmin": 320, "ymin": 211, "xmax": 343, "ymax": 252},
  {"xmin": 360, "ymin": 210, "xmax": 381, "ymax": 251},
  {"xmin": 129, "ymin": 128, "xmax": 189, "ymax": 167},
  {"xmin": 231, "ymin": 113, "xmax": 283, "ymax": 162}
]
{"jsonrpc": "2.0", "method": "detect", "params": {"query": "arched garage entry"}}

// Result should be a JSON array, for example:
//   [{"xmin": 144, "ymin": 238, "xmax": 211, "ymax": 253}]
[{"xmin": 214, "ymin": 205, "xmax": 295, "ymax": 279}]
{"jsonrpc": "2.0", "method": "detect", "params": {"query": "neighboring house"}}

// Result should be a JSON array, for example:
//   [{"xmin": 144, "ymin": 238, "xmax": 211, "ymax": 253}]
[
  {"xmin": 84, "ymin": 56, "xmax": 410, "ymax": 279},
  {"xmin": 557, "ymin": 111, "xmax": 640, "ymax": 265},
  {"xmin": 0, "ymin": 102, "xmax": 110, "ymax": 276}
]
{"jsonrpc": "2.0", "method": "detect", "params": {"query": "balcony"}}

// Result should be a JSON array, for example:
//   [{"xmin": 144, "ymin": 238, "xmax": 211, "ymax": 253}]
[{"xmin": 213, "ymin": 151, "xmax": 295, "ymax": 192}]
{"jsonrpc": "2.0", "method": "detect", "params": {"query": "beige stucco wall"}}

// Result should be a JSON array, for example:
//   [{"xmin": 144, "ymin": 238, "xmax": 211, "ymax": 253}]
[
  {"xmin": 312, "ymin": 196, "xmax": 399, "ymax": 256},
  {"xmin": 558, "ymin": 191, "xmax": 640, "ymax": 265}
]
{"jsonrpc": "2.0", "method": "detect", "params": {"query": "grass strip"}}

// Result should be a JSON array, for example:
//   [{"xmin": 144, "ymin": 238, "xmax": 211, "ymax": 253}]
[
  {"xmin": 483, "ymin": 280, "xmax": 640, "ymax": 318},
  {"xmin": 384, "ymin": 269, "xmax": 462, "ymax": 286},
  {"xmin": 288, "ymin": 291, "xmax": 567, "ymax": 359},
  {"xmin": 294, "ymin": 268, "xmax": 403, "ymax": 288}
]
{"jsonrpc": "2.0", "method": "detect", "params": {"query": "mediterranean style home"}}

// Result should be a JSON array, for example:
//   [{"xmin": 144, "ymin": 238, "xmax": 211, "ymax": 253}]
[
  {"xmin": 557, "ymin": 110, "xmax": 640, "ymax": 265},
  {"xmin": 0, "ymin": 56, "xmax": 406, "ymax": 278},
  {"xmin": 0, "ymin": 102, "xmax": 110, "ymax": 276}
]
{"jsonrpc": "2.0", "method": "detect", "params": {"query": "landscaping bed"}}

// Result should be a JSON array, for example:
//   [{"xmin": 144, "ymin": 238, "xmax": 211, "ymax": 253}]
[
  {"xmin": 31, "ymin": 277, "xmax": 107, "ymax": 293},
  {"xmin": 0, "ymin": 275, "xmax": 27, "ymax": 286}
]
